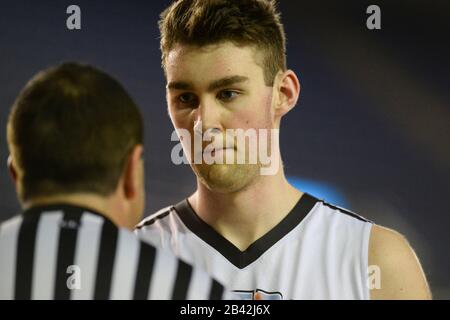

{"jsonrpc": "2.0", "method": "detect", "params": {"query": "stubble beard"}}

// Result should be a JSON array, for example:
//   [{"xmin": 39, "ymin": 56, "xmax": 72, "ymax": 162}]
[{"xmin": 193, "ymin": 161, "xmax": 261, "ymax": 194}]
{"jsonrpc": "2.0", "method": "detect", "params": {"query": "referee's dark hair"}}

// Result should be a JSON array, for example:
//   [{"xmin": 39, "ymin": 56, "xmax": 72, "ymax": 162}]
[{"xmin": 6, "ymin": 63, "xmax": 143, "ymax": 202}]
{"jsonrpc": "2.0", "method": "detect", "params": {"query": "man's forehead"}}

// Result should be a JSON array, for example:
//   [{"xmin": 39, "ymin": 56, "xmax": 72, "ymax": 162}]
[{"xmin": 165, "ymin": 42, "xmax": 265, "ymax": 86}]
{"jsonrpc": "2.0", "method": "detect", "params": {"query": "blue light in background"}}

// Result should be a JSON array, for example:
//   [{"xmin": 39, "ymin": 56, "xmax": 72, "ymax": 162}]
[{"xmin": 286, "ymin": 176, "xmax": 348, "ymax": 207}]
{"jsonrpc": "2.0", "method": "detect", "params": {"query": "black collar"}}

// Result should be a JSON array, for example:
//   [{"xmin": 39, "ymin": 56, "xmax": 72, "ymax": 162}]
[
  {"xmin": 22, "ymin": 203, "xmax": 115, "ymax": 226},
  {"xmin": 174, "ymin": 193, "xmax": 318, "ymax": 269}
]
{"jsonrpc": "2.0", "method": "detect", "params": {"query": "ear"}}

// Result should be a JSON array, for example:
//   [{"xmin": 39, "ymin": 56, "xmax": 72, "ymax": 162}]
[
  {"xmin": 274, "ymin": 69, "xmax": 301, "ymax": 117},
  {"xmin": 7, "ymin": 155, "xmax": 18, "ymax": 184},
  {"xmin": 122, "ymin": 145, "xmax": 144, "ymax": 200}
]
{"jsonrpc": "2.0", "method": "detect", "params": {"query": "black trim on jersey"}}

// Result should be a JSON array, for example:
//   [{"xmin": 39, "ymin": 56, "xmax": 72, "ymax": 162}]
[
  {"xmin": 320, "ymin": 201, "xmax": 370, "ymax": 223},
  {"xmin": 133, "ymin": 243, "xmax": 156, "ymax": 300},
  {"xmin": 171, "ymin": 260, "xmax": 193, "ymax": 300},
  {"xmin": 93, "ymin": 219, "xmax": 118, "ymax": 299},
  {"xmin": 54, "ymin": 209, "xmax": 82, "ymax": 299},
  {"xmin": 135, "ymin": 210, "xmax": 171, "ymax": 229},
  {"xmin": 174, "ymin": 193, "xmax": 319, "ymax": 269},
  {"xmin": 14, "ymin": 211, "xmax": 42, "ymax": 299}
]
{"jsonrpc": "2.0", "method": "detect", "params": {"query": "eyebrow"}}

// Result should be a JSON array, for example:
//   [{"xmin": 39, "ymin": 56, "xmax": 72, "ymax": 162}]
[{"xmin": 166, "ymin": 75, "xmax": 249, "ymax": 92}]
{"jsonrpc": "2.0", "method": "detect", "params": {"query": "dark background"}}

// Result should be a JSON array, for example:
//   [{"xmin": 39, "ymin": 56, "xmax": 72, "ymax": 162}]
[{"xmin": 0, "ymin": 0, "xmax": 448, "ymax": 298}]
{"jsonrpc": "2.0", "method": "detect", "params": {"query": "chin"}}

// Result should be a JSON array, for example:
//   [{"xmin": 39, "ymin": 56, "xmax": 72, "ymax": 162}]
[{"xmin": 195, "ymin": 163, "xmax": 260, "ymax": 193}]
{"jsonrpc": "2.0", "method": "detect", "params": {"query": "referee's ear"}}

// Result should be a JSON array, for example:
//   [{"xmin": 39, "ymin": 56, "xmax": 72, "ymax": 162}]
[
  {"xmin": 123, "ymin": 145, "xmax": 144, "ymax": 200},
  {"xmin": 7, "ymin": 155, "xmax": 18, "ymax": 185}
]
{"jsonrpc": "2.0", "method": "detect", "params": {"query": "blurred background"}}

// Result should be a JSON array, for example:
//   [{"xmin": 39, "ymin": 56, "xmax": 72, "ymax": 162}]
[{"xmin": 0, "ymin": 0, "xmax": 448, "ymax": 298}]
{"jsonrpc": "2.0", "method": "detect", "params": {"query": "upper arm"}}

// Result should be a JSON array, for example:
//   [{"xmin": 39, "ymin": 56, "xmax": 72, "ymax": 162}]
[{"xmin": 368, "ymin": 224, "xmax": 431, "ymax": 300}]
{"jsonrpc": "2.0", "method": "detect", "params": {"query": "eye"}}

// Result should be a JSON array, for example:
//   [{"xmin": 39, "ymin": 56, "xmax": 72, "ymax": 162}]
[
  {"xmin": 217, "ymin": 90, "xmax": 239, "ymax": 102},
  {"xmin": 178, "ymin": 92, "xmax": 197, "ymax": 105}
]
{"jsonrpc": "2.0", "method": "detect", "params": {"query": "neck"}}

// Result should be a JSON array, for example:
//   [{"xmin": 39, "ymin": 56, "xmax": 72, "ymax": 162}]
[
  {"xmin": 23, "ymin": 193, "xmax": 132, "ymax": 230},
  {"xmin": 189, "ymin": 167, "xmax": 303, "ymax": 251}
]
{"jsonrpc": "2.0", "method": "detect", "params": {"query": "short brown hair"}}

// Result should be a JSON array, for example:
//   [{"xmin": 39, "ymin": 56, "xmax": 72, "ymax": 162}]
[
  {"xmin": 159, "ymin": 0, "xmax": 286, "ymax": 86},
  {"xmin": 7, "ymin": 63, "xmax": 143, "ymax": 201}
]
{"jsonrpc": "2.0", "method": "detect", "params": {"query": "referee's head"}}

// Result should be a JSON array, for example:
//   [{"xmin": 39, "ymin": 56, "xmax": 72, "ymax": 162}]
[{"xmin": 6, "ymin": 62, "xmax": 145, "ymax": 229}]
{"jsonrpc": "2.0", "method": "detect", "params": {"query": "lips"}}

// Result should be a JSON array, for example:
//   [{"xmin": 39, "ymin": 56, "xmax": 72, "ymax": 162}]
[{"xmin": 205, "ymin": 147, "xmax": 233, "ymax": 157}]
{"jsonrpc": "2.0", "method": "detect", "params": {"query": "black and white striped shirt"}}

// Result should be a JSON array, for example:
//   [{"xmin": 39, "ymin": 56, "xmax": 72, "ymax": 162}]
[{"xmin": 0, "ymin": 204, "xmax": 228, "ymax": 300}]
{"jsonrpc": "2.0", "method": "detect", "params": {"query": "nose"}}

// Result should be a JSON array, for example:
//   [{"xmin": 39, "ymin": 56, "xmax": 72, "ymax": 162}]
[{"xmin": 193, "ymin": 97, "xmax": 223, "ymax": 134}]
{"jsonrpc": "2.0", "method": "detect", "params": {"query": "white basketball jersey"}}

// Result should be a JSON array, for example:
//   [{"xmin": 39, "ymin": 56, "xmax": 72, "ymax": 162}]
[{"xmin": 136, "ymin": 193, "xmax": 373, "ymax": 300}]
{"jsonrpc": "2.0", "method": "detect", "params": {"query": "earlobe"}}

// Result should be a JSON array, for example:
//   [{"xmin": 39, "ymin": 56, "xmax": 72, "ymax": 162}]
[{"xmin": 7, "ymin": 155, "xmax": 18, "ymax": 184}]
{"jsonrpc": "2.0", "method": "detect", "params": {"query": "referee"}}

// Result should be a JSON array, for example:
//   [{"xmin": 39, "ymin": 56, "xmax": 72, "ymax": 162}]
[{"xmin": 0, "ymin": 63, "xmax": 229, "ymax": 300}]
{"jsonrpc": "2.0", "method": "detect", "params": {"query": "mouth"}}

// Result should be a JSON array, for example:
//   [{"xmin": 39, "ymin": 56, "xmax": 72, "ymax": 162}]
[{"xmin": 204, "ymin": 147, "xmax": 234, "ymax": 157}]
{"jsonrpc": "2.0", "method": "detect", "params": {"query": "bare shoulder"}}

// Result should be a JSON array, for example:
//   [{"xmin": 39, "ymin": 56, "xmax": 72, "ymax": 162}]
[{"xmin": 369, "ymin": 224, "xmax": 431, "ymax": 300}]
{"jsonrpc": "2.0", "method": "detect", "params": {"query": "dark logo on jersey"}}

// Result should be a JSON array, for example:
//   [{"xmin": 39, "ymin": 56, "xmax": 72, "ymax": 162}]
[{"xmin": 233, "ymin": 289, "xmax": 283, "ymax": 300}]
